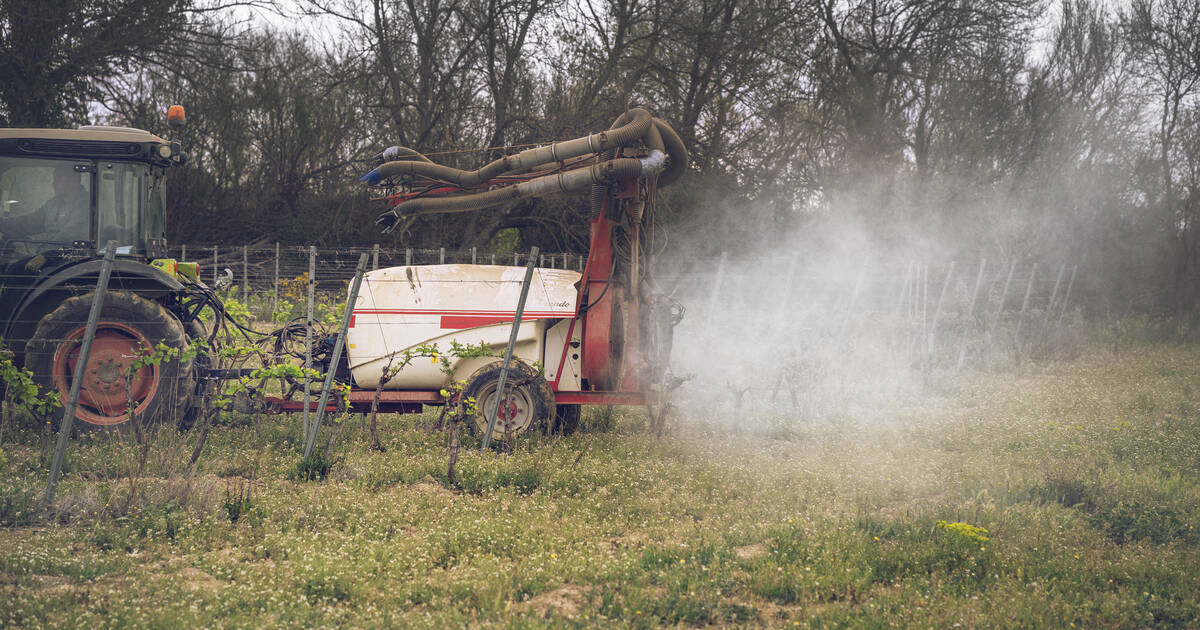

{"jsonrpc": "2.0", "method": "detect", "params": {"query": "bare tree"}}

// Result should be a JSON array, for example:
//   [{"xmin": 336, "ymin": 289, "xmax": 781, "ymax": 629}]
[
  {"xmin": 0, "ymin": 0, "xmax": 192, "ymax": 126},
  {"xmin": 808, "ymin": 0, "xmax": 1038, "ymax": 185},
  {"xmin": 553, "ymin": 0, "xmax": 668, "ymax": 126},
  {"xmin": 1124, "ymin": 0, "xmax": 1200, "ymax": 311},
  {"xmin": 469, "ymin": 0, "xmax": 550, "ymax": 151},
  {"xmin": 306, "ymin": 0, "xmax": 483, "ymax": 151}
]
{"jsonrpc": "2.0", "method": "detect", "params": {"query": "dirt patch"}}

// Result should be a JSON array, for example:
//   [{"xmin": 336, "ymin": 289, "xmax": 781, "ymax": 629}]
[
  {"xmin": 411, "ymin": 474, "xmax": 456, "ymax": 497},
  {"xmin": 608, "ymin": 531, "xmax": 649, "ymax": 550},
  {"xmin": 0, "ymin": 572, "xmax": 134, "ymax": 601},
  {"xmin": 0, "ymin": 572, "xmax": 72, "ymax": 596},
  {"xmin": 753, "ymin": 599, "xmax": 808, "ymax": 626},
  {"xmin": 176, "ymin": 567, "xmax": 222, "ymax": 592},
  {"xmin": 524, "ymin": 585, "xmax": 589, "ymax": 619},
  {"xmin": 754, "ymin": 595, "xmax": 863, "ymax": 626},
  {"xmin": 734, "ymin": 543, "xmax": 768, "ymax": 561}
]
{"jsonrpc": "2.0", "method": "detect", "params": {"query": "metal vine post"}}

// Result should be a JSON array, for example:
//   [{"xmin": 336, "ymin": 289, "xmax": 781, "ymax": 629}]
[
  {"xmin": 303, "ymin": 252, "xmax": 369, "ymax": 459},
  {"xmin": 481, "ymin": 246, "xmax": 540, "ymax": 450},
  {"xmin": 44, "ymin": 241, "xmax": 118, "ymax": 508},
  {"xmin": 272, "ymin": 242, "xmax": 280, "ymax": 318},
  {"xmin": 303, "ymin": 246, "xmax": 315, "ymax": 442}
]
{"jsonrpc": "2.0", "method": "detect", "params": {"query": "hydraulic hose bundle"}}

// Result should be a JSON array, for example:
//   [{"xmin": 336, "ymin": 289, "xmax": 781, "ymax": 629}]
[{"xmin": 359, "ymin": 108, "xmax": 688, "ymax": 231}]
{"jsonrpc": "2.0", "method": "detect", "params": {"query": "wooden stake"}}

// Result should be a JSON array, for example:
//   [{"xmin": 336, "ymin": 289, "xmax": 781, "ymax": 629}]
[
  {"xmin": 1014, "ymin": 263, "xmax": 1039, "ymax": 354},
  {"xmin": 1058, "ymin": 265, "xmax": 1078, "ymax": 323},
  {"xmin": 956, "ymin": 259, "xmax": 986, "ymax": 371},
  {"xmin": 929, "ymin": 261, "xmax": 956, "ymax": 363}
]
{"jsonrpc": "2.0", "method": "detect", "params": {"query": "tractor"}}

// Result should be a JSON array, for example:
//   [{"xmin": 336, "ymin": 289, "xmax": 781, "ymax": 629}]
[{"xmin": 0, "ymin": 108, "xmax": 210, "ymax": 429}]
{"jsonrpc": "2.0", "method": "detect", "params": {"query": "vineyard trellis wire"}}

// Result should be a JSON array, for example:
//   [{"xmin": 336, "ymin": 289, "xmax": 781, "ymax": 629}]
[
  {"xmin": 170, "ymin": 242, "xmax": 1088, "ymax": 373},
  {"xmin": 171, "ymin": 243, "xmax": 582, "ymax": 301}
]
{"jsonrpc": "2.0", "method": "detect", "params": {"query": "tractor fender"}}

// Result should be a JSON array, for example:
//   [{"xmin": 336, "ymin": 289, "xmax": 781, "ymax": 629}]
[{"xmin": 4, "ymin": 259, "xmax": 185, "ymax": 361}]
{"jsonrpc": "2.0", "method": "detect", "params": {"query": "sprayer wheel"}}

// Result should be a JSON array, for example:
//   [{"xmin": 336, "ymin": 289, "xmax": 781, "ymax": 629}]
[
  {"xmin": 25, "ymin": 291, "xmax": 193, "ymax": 431},
  {"xmin": 178, "ymin": 319, "xmax": 211, "ymax": 430},
  {"xmin": 462, "ymin": 360, "xmax": 555, "ymax": 440},
  {"xmin": 553, "ymin": 405, "xmax": 582, "ymax": 435}
]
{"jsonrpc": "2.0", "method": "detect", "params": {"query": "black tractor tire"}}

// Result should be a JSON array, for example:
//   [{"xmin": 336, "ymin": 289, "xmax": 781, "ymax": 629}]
[
  {"xmin": 25, "ymin": 291, "xmax": 194, "ymax": 430},
  {"xmin": 553, "ymin": 405, "xmax": 582, "ymax": 435},
  {"xmin": 462, "ymin": 360, "xmax": 555, "ymax": 440}
]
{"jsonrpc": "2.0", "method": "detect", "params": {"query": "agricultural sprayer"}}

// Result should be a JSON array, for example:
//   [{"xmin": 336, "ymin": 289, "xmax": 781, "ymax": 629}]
[{"xmin": 264, "ymin": 107, "xmax": 689, "ymax": 437}]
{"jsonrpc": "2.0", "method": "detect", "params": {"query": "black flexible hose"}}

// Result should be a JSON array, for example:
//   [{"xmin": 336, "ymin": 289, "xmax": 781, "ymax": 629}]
[{"xmin": 579, "ymin": 255, "xmax": 619, "ymax": 314}]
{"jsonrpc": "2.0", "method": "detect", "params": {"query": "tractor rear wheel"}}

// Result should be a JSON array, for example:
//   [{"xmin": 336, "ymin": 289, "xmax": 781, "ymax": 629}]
[
  {"xmin": 462, "ymin": 360, "xmax": 555, "ymax": 439},
  {"xmin": 25, "ymin": 291, "xmax": 194, "ymax": 430}
]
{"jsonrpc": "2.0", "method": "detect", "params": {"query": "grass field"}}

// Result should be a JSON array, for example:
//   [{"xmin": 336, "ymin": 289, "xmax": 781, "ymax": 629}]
[{"xmin": 1, "ymin": 340, "xmax": 1198, "ymax": 628}]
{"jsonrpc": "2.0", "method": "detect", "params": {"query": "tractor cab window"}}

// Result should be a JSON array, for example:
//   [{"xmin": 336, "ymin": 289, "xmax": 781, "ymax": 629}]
[
  {"xmin": 97, "ymin": 162, "xmax": 145, "ymax": 254},
  {"xmin": 0, "ymin": 157, "xmax": 92, "ymax": 261},
  {"xmin": 145, "ymin": 167, "xmax": 166, "ymax": 242}
]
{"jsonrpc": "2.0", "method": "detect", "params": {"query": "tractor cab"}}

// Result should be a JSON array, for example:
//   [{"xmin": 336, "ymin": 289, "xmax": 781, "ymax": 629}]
[{"xmin": 0, "ymin": 126, "xmax": 180, "ymax": 270}]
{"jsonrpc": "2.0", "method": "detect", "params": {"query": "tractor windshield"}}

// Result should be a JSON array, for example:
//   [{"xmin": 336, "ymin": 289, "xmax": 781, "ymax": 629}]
[
  {"xmin": 96, "ymin": 161, "xmax": 146, "ymax": 252},
  {"xmin": 0, "ymin": 157, "xmax": 161, "ymax": 265},
  {"xmin": 0, "ymin": 157, "xmax": 92, "ymax": 261}
]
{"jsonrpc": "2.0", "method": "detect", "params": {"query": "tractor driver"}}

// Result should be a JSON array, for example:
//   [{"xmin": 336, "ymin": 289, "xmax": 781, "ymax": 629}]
[{"xmin": 0, "ymin": 164, "xmax": 90, "ymax": 270}]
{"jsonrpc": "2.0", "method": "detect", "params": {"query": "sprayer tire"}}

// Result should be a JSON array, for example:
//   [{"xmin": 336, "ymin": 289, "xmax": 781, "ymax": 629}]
[
  {"xmin": 25, "ymin": 291, "xmax": 194, "ymax": 431},
  {"xmin": 178, "ymin": 319, "xmax": 211, "ymax": 430},
  {"xmin": 462, "ymin": 360, "xmax": 555, "ymax": 440},
  {"xmin": 553, "ymin": 405, "xmax": 582, "ymax": 435}
]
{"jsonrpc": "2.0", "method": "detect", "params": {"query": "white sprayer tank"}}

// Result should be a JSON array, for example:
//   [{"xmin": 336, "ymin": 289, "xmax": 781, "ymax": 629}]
[{"xmin": 345, "ymin": 264, "xmax": 583, "ymax": 390}]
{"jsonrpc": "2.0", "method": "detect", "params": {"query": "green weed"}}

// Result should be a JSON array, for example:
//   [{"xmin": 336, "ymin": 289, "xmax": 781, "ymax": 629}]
[{"xmin": 290, "ymin": 451, "xmax": 334, "ymax": 482}]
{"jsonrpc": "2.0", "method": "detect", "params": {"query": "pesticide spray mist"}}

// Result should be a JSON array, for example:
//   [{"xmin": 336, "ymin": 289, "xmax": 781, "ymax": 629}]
[
  {"xmin": 652, "ymin": 189, "xmax": 1082, "ymax": 433},
  {"xmin": 658, "ymin": 216, "xmax": 912, "ymax": 429}
]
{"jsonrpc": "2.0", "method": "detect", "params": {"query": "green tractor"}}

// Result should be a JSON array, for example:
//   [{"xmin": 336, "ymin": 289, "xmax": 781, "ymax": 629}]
[{"xmin": 0, "ymin": 109, "xmax": 211, "ymax": 429}]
